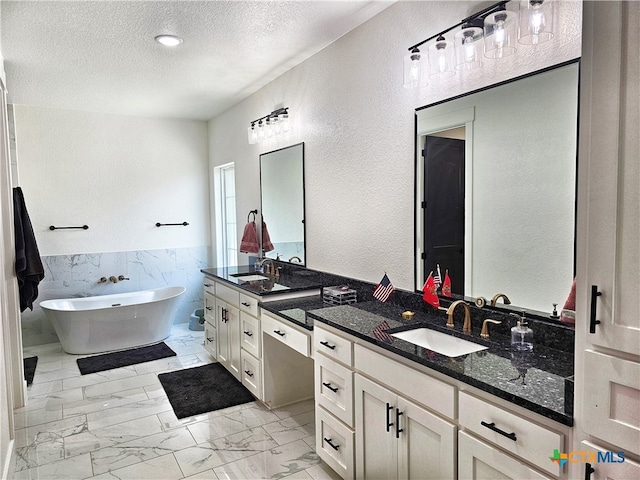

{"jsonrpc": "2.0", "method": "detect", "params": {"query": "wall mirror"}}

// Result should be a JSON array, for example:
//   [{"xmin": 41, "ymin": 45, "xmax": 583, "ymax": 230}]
[
  {"xmin": 260, "ymin": 142, "xmax": 306, "ymax": 265},
  {"xmin": 415, "ymin": 61, "xmax": 579, "ymax": 314}
]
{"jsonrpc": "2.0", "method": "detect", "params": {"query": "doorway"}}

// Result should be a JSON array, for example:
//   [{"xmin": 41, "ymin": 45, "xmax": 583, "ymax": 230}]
[{"xmin": 422, "ymin": 130, "xmax": 465, "ymax": 294}]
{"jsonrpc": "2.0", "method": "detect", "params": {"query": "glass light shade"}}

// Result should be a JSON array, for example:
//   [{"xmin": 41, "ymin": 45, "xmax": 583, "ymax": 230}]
[
  {"xmin": 264, "ymin": 117, "xmax": 273, "ymax": 138},
  {"xmin": 519, "ymin": 0, "xmax": 554, "ymax": 45},
  {"xmin": 272, "ymin": 115, "xmax": 281, "ymax": 135},
  {"xmin": 454, "ymin": 24, "xmax": 483, "ymax": 71},
  {"xmin": 247, "ymin": 125, "xmax": 257, "ymax": 144},
  {"xmin": 257, "ymin": 121, "xmax": 265, "ymax": 141},
  {"xmin": 428, "ymin": 37, "xmax": 455, "ymax": 80},
  {"xmin": 403, "ymin": 47, "xmax": 428, "ymax": 89},
  {"xmin": 281, "ymin": 112, "xmax": 291, "ymax": 132},
  {"xmin": 484, "ymin": 8, "xmax": 518, "ymax": 58}
]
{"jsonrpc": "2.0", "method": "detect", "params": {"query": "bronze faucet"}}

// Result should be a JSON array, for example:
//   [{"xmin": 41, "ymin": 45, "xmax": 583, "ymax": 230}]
[
  {"xmin": 109, "ymin": 276, "xmax": 118, "ymax": 283},
  {"xmin": 446, "ymin": 300, "xmax": 472, "ymax": 334},
  {"xmin": 257, "ymin": 258, "xmax": 276, "ymax": 275},
  {"xmin": 490, "ymin": 293, "xmax": 511, "ymax": 306},
  {"xmin": 480, "ymin": 319, "xmax": 502, "ymax": 339}
]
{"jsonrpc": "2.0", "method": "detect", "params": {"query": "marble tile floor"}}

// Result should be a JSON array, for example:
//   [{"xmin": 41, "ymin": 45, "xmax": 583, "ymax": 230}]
[{"xmin": 9, "ymin": 324, "xmax": 341, "ymax": 480}]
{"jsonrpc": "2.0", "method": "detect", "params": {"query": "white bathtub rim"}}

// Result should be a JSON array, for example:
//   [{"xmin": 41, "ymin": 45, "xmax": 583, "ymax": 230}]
[{"xmin": 39, "ymin": 286, "xmax": 186, "ymax": 312}]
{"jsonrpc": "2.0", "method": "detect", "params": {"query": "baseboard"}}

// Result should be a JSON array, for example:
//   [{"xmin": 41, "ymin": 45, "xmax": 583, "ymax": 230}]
[{"xmin": 1, "ymin": 438, "xmax": 15, "ymax": 480}]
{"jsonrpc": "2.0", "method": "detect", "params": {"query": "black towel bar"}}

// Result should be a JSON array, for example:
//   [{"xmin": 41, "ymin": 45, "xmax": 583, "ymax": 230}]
[
  {"xmin": 49, "ymin": 225, "xmax": 89, "ymax": 230},
  {"xmin": 156, "ymin": 222, "xmax": 189, "ymax": 227}
]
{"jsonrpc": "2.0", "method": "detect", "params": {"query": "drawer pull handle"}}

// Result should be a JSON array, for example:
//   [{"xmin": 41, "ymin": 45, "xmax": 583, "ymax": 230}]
[
  {"xmin": 323, "ymin": 437, "xmax": 340, "ymax": 451},
  {"xmin": 320, "ymin": 340, "xmax": 336, "ymax": 350},
  {"xmin": 589, "ymin": 285, "xmax": 602, "ymax": 333},
  {"xmin": 242, "ymin": 302, "xmax": 251, "ymax": 307},
  {"xmin": 222, "ymin": 307, "xmax": 227, "ymax": 323},
  {"xmin": 386, "ymin": 403, "xmax": 394, "ymax": 432},
  {"xmin": 274, "ymin": 330, "xmax": 285, "ymax": 337},
  {"xmin": 204, "ymin": 283, "xmax": 213, "ymax": 287},
  {"xmin": 205, "ymin": 306, "xmax": 212, "ymax": 311},
  {"xmin": 207, "ymin": 337, "xmax": 215, "ymax": 343},
  {"xmin": 395, "ymin": 409, "xmax": 404, "ymax": 438},
  {"xmin": 243, "ymin": 331, "xmax": 253, "ymax": 337},
  {"xmin": 481, "ymin": 421, "xmax": 517, "ymax": 441},
  {"xmin": 322, "ymin": 382, "xmax": 339, "ymax": 393},
  {"xmin": 244, "ymin": 370, "xmax": 254, "ymax": 377},
  {"xmin": 585, "ymin": 463, "xmax": 595, "ymax": 480}
]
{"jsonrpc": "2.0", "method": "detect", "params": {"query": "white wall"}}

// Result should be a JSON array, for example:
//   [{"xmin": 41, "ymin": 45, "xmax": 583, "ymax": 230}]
[
  {"xmin": 209, "ymin": 1, "xmax": 582, "ymax": 291},
  {"xmin": 15, "ymin": 106, "xmax": 210, "ymax": 255}
]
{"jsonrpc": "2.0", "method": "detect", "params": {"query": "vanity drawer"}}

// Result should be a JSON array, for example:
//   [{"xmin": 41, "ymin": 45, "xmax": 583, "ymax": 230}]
[
  {"xmin": 354, "ymin": 344, "xmax": 455, "ymax": 419},
  {"xmin": 315, "ymin": 352, "xmax": 354, "ymax": 427},
  {"xmin": 315, "ymin": 325, "xmax": 353, "ymax": 367},
  {"xmin": 204, "ymin": 321, "xmax": 217, "ymax": 359},
  {"xmin": 203, "ymin": 279, "xmax": 216, "ymax": 296},
  {"xmin": 316, "ymin": 405, "xmax": 354, "ymax": 480},
  {"xmin": 240, "ymin": 312, "xmax": 261, "ymax": 358},
  {"xmin": 204, "ymin": 292, "xmax": 216, "ymax": 322},
  {"xmin": 262, "ymin": 312, "xmax": 310, "ymax": 357},
  {"xmin": 239, "ymin": 292, "xmax": 259, "ymax": 317},
  {"xmin": 240, "ymin": 350, "xmax": 262, "ymax": 400},
  {"xmin": 459, "ymin": 391, "xmax": 563, "ymax": 477},
  {"xmin": 215, "ymin": 282, "xmax": 240, "ymax": 306}
]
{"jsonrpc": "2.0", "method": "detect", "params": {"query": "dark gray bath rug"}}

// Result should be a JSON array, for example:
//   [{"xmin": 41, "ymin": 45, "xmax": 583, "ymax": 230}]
[
  {"xmin": 23, "ymin": 356, "xmax": 38, "ymax": 386},
  {"xmin": 76, "ymin": 342, "xmax": 177, "ymax": 375},
  {"xmin": 158, "ymin": 363, "xmax": 255, "ymax": 419}
]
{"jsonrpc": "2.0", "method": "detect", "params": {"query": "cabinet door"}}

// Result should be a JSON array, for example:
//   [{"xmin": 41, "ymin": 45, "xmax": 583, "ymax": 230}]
[
  {"xmin": 216, "ymin": 300, "xmax": 230, "ymax": 367},
  {"xmin": 458, "ymin": 432, "xmax": 551, "ymax": 480},
  {"xmin": 354, "ymin": 374, "xmax": 398, "ymax": 480},
  {"xmin": 226, "ymin": 304, "xmax": 241, "ymax": 380},
  {"xmin": 582, "ymin": 351, "xmax": 640, "ymax": 454},
  {"xmin": 581, "ymin": 441, "xmax": 640, "ymax": 480},
  {"xmin": 578, "ymin": 1, "xmax": 639, "ymax": 356},
  {"xmin": 397, "ymin": 396, "xmax": 456, "ymax": 480}
]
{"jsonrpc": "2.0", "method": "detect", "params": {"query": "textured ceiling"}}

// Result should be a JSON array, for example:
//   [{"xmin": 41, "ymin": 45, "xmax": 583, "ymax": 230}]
[{"xmin": 1, "ymin": 1, "xmax": 393, "ymax": 120}]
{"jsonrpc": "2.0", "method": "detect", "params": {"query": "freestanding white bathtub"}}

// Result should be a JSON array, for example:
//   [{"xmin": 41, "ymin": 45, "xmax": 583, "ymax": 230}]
[{"xmin": 40, "ymin": 286, "xmax": 186, "ymax": 354}]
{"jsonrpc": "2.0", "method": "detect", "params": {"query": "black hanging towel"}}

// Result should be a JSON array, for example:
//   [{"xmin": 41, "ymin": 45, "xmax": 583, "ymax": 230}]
[{"xmin": 13, "ymin": 187, "xmax": 44, "ymax": 312}]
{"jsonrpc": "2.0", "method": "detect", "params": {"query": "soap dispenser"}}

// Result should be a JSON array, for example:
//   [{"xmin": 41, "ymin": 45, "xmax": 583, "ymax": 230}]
[{"xmin": 510, "ymin": 312, "xmax": 534, "ymax": 351}]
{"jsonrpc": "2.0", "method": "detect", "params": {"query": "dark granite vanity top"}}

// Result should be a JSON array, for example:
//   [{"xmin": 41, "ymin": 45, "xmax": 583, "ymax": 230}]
[
  {"xmin": 201, "ymin": 266, "xmax": 322, "ymax": 296},
  {"xmin": 260, "ymin": 295, "xmax": 574, "ymax": 427},
  {"xmin": 203, "ymin": 264, "xmax": 574, "ymax": 426}
]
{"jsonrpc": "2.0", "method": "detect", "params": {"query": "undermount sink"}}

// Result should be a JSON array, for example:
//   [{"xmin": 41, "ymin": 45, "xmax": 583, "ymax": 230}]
[
  {"xmin": 231, "ymin": 273, "xmax": 269, "ymax": 282},
  {"xmin": 390, "ymin": 328, "xmax": 488, "ymax": 357}
]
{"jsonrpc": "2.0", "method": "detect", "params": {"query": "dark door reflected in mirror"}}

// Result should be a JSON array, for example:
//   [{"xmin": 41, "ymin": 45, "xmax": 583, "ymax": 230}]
[{"xmin": 423, "ymin": 134, "xmax": 465, "ymax": 295}]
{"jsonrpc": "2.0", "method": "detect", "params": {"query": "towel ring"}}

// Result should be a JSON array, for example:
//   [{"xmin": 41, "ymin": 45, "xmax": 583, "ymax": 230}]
[{"xmin": 247, "ymin": 209, "xmax": 258, "ymax": 223}]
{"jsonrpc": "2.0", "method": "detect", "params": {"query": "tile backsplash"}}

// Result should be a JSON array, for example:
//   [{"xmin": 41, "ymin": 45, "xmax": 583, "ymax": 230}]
[{"xmin": 21, "ymin": 246, "xmax": 209, "ymax": 347}]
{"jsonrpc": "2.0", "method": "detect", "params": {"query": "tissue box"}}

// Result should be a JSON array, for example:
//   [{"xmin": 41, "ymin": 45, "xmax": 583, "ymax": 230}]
[{"xmin": 323, "ymin": 286, "xmax": 357, "ymax": 305}]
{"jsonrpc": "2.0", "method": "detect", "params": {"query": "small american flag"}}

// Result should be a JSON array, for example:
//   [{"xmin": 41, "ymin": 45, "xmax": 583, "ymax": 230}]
[
  {"xmin": 373, "ymin": 321, "xmax": 394, "ymax": 344},
  {"xmin": 373, "ymin": 273, "xmax": 394, "ymax": 302}
]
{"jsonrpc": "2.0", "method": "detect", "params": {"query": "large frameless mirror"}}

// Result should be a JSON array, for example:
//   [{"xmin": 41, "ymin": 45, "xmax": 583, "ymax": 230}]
[
  {"xmin": 260, "ymin": 143, "xmax": 306, "ymax": 265},
  {"xmin": 415, "ymin": 61, "xmax": 579, "ymax": 315}
]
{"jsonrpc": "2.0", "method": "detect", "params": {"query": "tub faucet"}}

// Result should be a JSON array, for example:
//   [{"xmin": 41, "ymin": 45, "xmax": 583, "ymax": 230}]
[
  {"xmin": 491, "ymin": 293, "xmax": 511, "ymax": 306},
  {"xmin": 446, "ymin": 300, "xmax": 472, "ymax": 334},
  {"xmin": 98, "ymin": 277, "xmax": 108, "ymax": 284},
  {"xmin": 118, "ymin": 275, "xmax": 130, "ymax": 281},
  {"xmin": 109, "ymin": 276, "xmax": 118, "ymax": 283}
]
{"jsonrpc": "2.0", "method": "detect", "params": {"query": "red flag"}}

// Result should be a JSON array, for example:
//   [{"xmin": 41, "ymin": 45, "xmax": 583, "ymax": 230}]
[
  {"xmin": 422, "ymin": 272, "xmax": 440, "ymax": 308},
  {"xmin": 442, "ymin": 270, "xmax": 452, "ymax": 297}
]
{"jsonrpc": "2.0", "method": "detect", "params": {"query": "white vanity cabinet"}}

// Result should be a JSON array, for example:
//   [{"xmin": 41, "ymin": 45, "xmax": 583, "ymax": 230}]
[
  {"xmin": 574, "ymin": 3, "xmax": 640, "ymax": 479},
  {"xmin": 355, "ymin": 373, "xmax": 456, "ymax": 480},
  {"xmin": 215, "ymin": 298, "xmax": 240, "ymax": 380},
  {"xmin": 203, "ymin": 291, "xmax": 217, "ymax": 358}
]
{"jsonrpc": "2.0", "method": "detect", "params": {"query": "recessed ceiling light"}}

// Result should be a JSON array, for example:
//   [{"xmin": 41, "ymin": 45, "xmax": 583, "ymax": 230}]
[{"xmin": 155, "ymin": 34, "xmax": 183, "ymax": 47}]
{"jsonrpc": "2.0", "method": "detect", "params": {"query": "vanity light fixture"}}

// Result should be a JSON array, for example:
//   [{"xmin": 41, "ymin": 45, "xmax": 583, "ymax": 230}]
[
  {"xmin": 404, "ymin": 0, "xmax": 557, "ymax": 89},
  {"xmin": 154, "ymin": 34, "xmax": 183, "ymax": 47},
  {"xmin": 247, "ymin": 107, "xmax": 290, "ymax": 144}
]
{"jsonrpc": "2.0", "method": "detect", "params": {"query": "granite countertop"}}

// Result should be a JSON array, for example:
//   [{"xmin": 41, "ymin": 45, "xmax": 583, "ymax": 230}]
[
  {"xmin": 259, "ymin": 296, "xmax": 574, "ymax": 427},
  {"xmin": 201, "ymin": 266, "xmax": 323, "ymax": 296}
]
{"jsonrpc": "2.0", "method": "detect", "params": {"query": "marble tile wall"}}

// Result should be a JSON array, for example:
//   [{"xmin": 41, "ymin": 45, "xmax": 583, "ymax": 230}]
[{"xmin": 21, "ymin": 246, "xmax": 210, "ymax": 347}]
